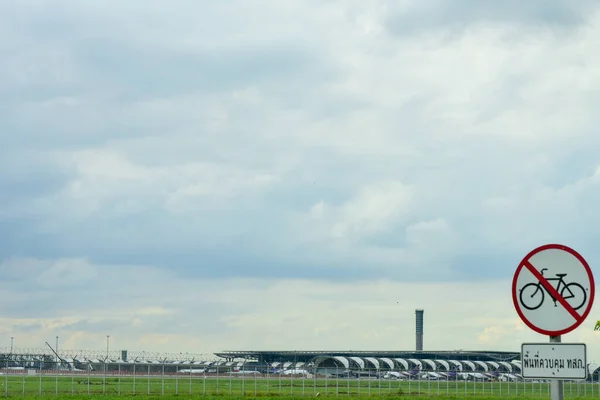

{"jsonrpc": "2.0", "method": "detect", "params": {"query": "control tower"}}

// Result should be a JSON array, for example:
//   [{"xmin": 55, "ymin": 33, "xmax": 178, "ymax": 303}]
[{"xmin": 415, "ymin": 309, "xmax": 424, "ymax": 351}]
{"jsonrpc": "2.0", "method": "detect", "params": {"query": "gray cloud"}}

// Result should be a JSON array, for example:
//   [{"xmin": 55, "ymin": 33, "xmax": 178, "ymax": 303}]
[{"xmin": 385, "ymin": 0, "xmax": 595, "ymax": 37}]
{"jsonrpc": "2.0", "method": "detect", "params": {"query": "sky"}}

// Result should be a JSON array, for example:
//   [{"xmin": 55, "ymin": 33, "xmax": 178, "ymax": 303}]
[{"xmin": 2, "ymin": 0, "xmax": 600, "ymax": 362}]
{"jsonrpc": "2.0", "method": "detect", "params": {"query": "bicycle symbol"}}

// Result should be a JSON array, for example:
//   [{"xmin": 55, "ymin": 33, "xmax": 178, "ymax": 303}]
[{"xmin": 519, "ymin": 268, "xmax": 587, "ymax": 311}]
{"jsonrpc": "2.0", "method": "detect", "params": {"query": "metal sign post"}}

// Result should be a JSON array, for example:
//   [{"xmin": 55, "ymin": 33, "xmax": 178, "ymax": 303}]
[{"xmin": 549, "ymin": 336, "xmax": 563, "ymax": 400}]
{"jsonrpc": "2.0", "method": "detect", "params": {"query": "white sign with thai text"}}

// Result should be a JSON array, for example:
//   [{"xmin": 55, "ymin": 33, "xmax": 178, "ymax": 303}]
[{"xmin": 521, "ymin": 343, "xmax": 587, "ymax": 379}]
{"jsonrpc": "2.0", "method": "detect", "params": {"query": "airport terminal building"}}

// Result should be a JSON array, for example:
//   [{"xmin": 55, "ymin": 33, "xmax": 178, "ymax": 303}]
[{"xmin": 214, "ymin": 349, "xmax": 523, "ymax": 377}]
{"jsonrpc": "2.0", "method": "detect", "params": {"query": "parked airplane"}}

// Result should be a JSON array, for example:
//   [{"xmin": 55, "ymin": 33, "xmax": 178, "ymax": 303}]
[
  {"xmin": 281, "ymin": 369, "xmax": 310, "ymax": 376},
  {"xmin": 446, "ymin": 369, "xmax": 521, "ymax": 382},
  {"xmin": 382, "ymin": 372, "xmax": 403, "ymax": 380},
  {"xmin": 400, "ymin": 365, "xmax": 422, "ymax": 379},
  {"xmin": 178, "ymin": 369, "xmax": 207, "ymax": 374},
  {"xmin": 435, "ymin": 366, "xmax": 467, "ymax": 381},
  {"xmin": 349, "ymin": 370, "xmax": 380, "ymax": 379},
  {"xmin": 267, "ymin": 368, "xmax": 285, "ymax": 374},
  {"xmin": 420, "ymin": 371, "xmax": 443, "ymax": 380},
  {"xmin": 326, "ymin": 369, "xmax": 351, "ymax": 378},
  {"xmin": 482, "ymin": 370, "xmax": 503, "ymax": 381},
  {"xmin": 231, "ymin": 368, "xmax": 261, "ymax": 375},
  {"xmin": 496, "ymin": 372, "xmax": 522, "ymax": 382},
  {"xmin": 468, "ymin": 372, "xmax": 490, "ymax": 380},
  {"xmin": 383, "ymin": 366, "xmax": 421, "ymax": 380},
  {"xmin": 467, "ymin": 370, "xmax": 522, "ymax": 382}
]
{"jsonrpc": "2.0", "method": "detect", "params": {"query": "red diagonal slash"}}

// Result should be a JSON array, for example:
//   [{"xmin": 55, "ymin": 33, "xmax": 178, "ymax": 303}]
[{"xmin": 522, "ymin": 260, "xmax": 582, "ymax": 321}]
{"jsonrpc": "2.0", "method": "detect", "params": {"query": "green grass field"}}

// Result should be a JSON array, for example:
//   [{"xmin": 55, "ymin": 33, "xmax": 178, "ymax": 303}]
[{"xmin": 0, "ymin": 375, "xmax": 595, "ymax": 399}]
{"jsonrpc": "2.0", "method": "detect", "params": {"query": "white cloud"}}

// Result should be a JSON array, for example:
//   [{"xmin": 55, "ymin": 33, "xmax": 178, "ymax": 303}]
[
  {"xmin": 313, "ymin": 180, "xmax": 413, "ymax": 240},
  {"xmin": 25, "ymin": 147, "xmax": 280, "ymax": 224}
]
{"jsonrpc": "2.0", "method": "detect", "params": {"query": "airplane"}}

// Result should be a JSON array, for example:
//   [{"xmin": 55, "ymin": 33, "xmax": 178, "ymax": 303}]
[
  {"xmin": 326, "ymin": 369, "xmax": 351, "ymax": 378},
  {"xmin": 281, "ymin": 369, "xmax": 311, "ymax": 376},
  {"xmin": 443, "ymin": 369, "xmax": 520, "ymax": 382},
  {"xmin": 421, "ymin": 370, "xmax": 465, "ymax": 380},
  {"xmin": 381, "ymin": 366, "xmax": 463, "ymax": 381},
  {"xmin": 483, "ymin": 370, "xmax": 502, "ymax": 381},
  {"xmin": 231, "ymin": 368, "xmax": 261, "ymax": 375},
  {"xmin": 420, "ymin": 371, "xmax": 443, "ymax": 380},
  {"xmin": 481, "ymin": 370, "xmax": 522, "ymax": 382},
  {"xmin": 178, "ymin": 369, "xmax": 207, "ymax": 374},
  {"xmin": 382, "ymin": 371, "xmax": 403, "ymax": 380},
  {"xmin": 381, "ymin": 366, "xmax": 422, "ymax": 380},
  {"xmin": 497, "ymin": 372, "xmax": 522, "ymax": 382},
  {"xmin": 402, "ymin": 365, "xmax": 423, "ymax": 379},
  {"xmin": 349, "ymin": 370, "xmax": 380, "ymax": 379},
  {"xmin": 437, "ymin": 366, "xmax": 468, "ymax": 381},
  {"xmin": 467, "ymin": 372, "xmax": 490, "ymax": 381}
]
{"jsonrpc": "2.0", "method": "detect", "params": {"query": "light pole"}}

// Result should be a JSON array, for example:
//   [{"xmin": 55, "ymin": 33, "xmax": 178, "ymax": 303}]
[
  {"xmin": 55, "ymin": 336, "xmax": 59, "ymax": 395},
  {"xmin": 5, "ymin": 337, "xmax": 9, "ymax": 396},
  {"xmin": 103, "ymin": 335, "xmax": 110, "ymax": 394},
  {"xmin": 10, "ymin": 337, "xmax": 13, "ymax": 354}
]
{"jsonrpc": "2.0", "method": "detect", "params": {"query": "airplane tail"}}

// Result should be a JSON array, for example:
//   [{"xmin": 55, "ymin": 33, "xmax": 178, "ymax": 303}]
[
  {"xmin": 399, "ymin": 365, "xmax": 421, "ymax": 379},
  {"xmin": 446, "ymin": 366, "xmax": 461, "ymax": 379}
]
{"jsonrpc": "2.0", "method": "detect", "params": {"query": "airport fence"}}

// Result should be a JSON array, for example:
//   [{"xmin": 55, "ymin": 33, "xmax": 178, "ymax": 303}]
[{"xmin": 0, "ymin": 361, "xmax": 598, "ymax": 398}]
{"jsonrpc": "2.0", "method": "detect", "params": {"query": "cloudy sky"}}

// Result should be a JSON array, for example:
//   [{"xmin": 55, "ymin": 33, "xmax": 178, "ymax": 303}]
[{"xmin": 2, "ymin": 0, "xmax": 600, "ymax": 362}]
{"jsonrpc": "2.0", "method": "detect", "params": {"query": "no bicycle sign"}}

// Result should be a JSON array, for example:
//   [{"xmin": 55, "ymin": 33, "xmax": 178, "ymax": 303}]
[{"xmin": 512, "ymin": 244, "xmax": 595, "ymax": 336}]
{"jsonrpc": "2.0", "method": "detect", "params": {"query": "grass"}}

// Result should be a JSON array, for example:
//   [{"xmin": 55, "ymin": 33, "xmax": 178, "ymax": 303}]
[{"xmin": 0, "ymin": 374, "xmax": 594, "ymax": 399}]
